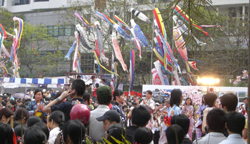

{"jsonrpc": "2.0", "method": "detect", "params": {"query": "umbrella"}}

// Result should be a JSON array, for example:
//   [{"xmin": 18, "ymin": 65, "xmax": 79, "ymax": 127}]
[{"xmin": 12, "ymin": 93, "xmax": 31, "ymax": 100}]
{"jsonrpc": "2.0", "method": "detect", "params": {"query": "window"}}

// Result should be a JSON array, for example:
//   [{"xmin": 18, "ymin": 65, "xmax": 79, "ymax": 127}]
[
  {"xmin": 12, "ymin": 0, "xmax": 30, "ymax": 5},
  {"xmin": 0, "ymin": 0, "xmax": 4, "ymax": 6},
  {"xmin": 47, "ymin": 25, "xmax": 74, "ymax": 37}
]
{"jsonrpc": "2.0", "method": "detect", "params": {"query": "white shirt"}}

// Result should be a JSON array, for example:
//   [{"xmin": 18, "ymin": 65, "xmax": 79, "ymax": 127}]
[
  {"xmin": 48, "ymin": 127, "xmax": 60, "ymax": 144},
  {"xmin": 219, "ymin": 134, "xmax": 247, "ymax": 144},
  {"xmin": 140, "ymin": 98, "xmax": 155, "ymax": 112},
  {"xmin": 89, "ymin": 105, "xmax": 110, "ymax": 142},
  {"xmin": 193, "ymin": 132, "xmax": 226, "ymax": 144},
  {"xmin": 152, "ymin": 120, "xmax": 160, "ymax": 133}
]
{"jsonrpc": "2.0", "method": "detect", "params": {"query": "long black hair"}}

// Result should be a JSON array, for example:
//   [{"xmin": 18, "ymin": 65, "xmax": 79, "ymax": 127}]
[
  {"xmin": 49, "ymin": 110, "xmax": 65, "ymax": 130},
  {"xmin": 170, "ymin": 89, "xmax": 182, "ymax": 107},
  {"xmin": 185, "ymin": 97, "xmax": 193, "ymax": 106}
]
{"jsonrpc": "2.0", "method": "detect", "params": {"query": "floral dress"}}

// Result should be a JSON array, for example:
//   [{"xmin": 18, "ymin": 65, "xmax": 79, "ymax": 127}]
[{"xmin": 27, "ymin": 100, "xmax": 48, "ymax": 123}]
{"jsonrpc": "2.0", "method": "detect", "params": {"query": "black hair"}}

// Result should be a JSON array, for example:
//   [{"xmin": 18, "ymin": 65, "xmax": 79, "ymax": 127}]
[
  {"xmin": 15, "ymin": 124, "xmax": 27, "ymax": 144},
  {"xmin": 49, "ymin": 111, "xmax": 65, "ymax": 130},
  {"xmin": 171, "ymin": 114, "xmax": 190, "ymax": 135},
  {"xmin": 77, "ymin": 75, "xmax": 81, "ymax": 78},
  {"xmin": 131, "ymin": 105, "xmax": 151, "ymax": 127},
  {"xmin": 95, "ymin": 83, "xmax": 99, "ymax": 88},
  {"xmin": 14, "ymin": 108, "xmax": 30, "ymax": 123},
  {"xmin": 83, "ymin": 92, "xmax": 91, "ymax": 105},
  {"xmin": 226, "ymin": 111, "xmax": 245, "ymax": 135},
  {"xmin": 122, "ymin": 105, "xmax": 128, "ymax": 110},
  {"xmin": 206, "ymin": 108, "xmax": 226, "ymax": 132},
  {"xmin": 17, "ymin": 100, "xmax": 21, "ymax": 103},
  {"xmin": 0, "ymin": 108, "xmax": 14, "ymax": 119},
  {"xmin": 102, "ymin": 79, "xmax": 106, "ymax": 83},
  {"xmin": 27, "ymin": 116, "xmax": 42, "ymax": 127},
  {"xmin": 0, "ymin": 122, "xmax": 13, "ymax": 144},
  {"xmin": 166, "ymin": 124, "xmax": 185, "ymax": 144},
  {"xmin": 153, "ymin": 112, "xmax": 158, "ymax": 121},
  {"xmin": 63, "ymin": 120, "xmax": 85, "ymax": 144},
  {"xmin": 185, "ymin": 97, "xmax": 192, "ymax": 106},
  {"xmin": 1, "ymin": 101, "xmax": 6, "ymax": 106},
  {"xmin": 204, "ymin": 93, "xmax": 217, "ymax": 107},
  {"xmin": 106, "ymin": 123, "xmax": 125, "ymax": 144},
  {"xmin": 34, "ymin": 89, "xmax": 43, "ymax": 99},
  {"xmin": 170, "ymin": 89, "xmax": 182, "ymax": 107},
  {"xmin": 134, "ymin": 127, "xmax": 153, "ymax": 144},
  {"xmin": 220, "ymin": 93, "xmax": 238, "ymax": 112},
  {"xmin": 10, "ymin": 100, "xmax": 16, "ymax": 105},
  {"xmin": 146, "ymin": 90, "xmax": 152, "ymax": 95},
  {"xmin": 24, "ymin": 127, "xmax": 47, "ymax": 144},
  {"xmin": 32, "ymin": 122, "xmax": 49, "ymax": 139},
  {"xmin": 113, "ymin": 89, "xmax": 124, "ymax": 101},
  {"xmin": 72, "ymin": 80, "xmax": 86, "ymax": 97}
]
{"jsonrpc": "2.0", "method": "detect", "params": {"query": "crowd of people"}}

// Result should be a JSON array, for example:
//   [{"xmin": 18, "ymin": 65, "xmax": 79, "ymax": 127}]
[{"xmin": 0, "ymin": 76, "xmax": 248, "ymax": 144}]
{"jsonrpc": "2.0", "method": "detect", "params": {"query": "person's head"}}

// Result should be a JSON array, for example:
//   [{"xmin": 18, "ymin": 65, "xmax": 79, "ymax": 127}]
[
  {"xmin": 77, "ymin": 75, "xmax": 81, "ymax": 79},
  {"xmin": 1, "ymin": 101, "xmax": 6, "ymax": 107},
  {"xmin": 70, "ymin": 79, "xmax": 86, "ymax": 98},
  {"xmin": 0, "ymin": 122, "xmax": 13, "ymax": 144},
  {"xmin": 96, "ymin": 86, "xmax": 112, "ymax": 105},
  {"xmin": 23, "ymin": 127, "xmax": 47, "ymax": 144},
  {"xmin": 170, "ymin": 89, "xmax": 183, "ymax": 107},
  {"xmin": 101, "ymin": 79, "xmax": 106, "ymax": 85},
  {"xmin": 0, "ymin": 108, "xmax": 14, "ymax": 124},
  {"xmin": 166, "ymin": 124, "xmax": 185, "ymax": 144},
  {"xmin": 83, "ymin": 92, "xmax": 92, "ymax": 105},
  {"xmin": 204, "ymin": 93, "xmax": 217, "ymax": 107},
  {"xmin": 153, "ymin": 112, "xmax": 158, "ymax": 120},
  {"xmin": 0, "ymin": 96, "xmax": 2, "ymax": 102},
  {"xmin": 16, "ymin": 100, "xmax": 22, "ymax": 106},
  {"xmin": 106, "ymin": 123, "xmax": 125, "ymax": 144},
  {"xmin": 134, "ymin": 127, "xmax": 153, "ymax": 144},
  {"xmin": 14, "ymin": 125, "xmax": 27, "ymax": 143},
  {"xmin": 26, "ymin": 116, "xmax": 42, "ymax": 127},
  {"xmin": 122, "ymin": 105, "xmax": 128, "ymax": 113},
  {"xmin": 95, "ymin": 83, "xmax": 99, "ymax": 88},
  {"xmin": 9, "ymin": 100, "xmax": 16, "ymax": 107},
  {"xmin": 164, "ymin": 99, "xmax": 170, "ymax": 108},
  {"xmin": 226, "ymin": 111, "xmax": 245, "ymax": 135},
  {"xmin": 96, "ymin": 110, "xmax": 121, "ymax": 131},
  {"xmin": 14, "ymin": 108, "xmax": 30, "ymax": 125},
  {"xmin": 171, "ymin": 114, "xmax": 190, "ymax": 135},
  {"xmin": 32, "ymin": 122, "xmax": 49, "ymax": 139},
  {"xmin": 63, "ymin": 120, "xmax": 85, "ymax": 144},
  {"xmin": 113, "ymin": 89, "xmax": 124, "ymax": 104},
  {"xmin": 244, "ymin": 98, "xmax": 248, "ymax": 104},
  {"xmin": 185, "ymin": 98, "xmax": 192, "ymax": 106},
  {"xmin": 220, "ymin": 93, "xmax": 238, "ymax": 113},
  {"xmin": 91, "ymin": 75, "xmax": 95, "ymax": 81},
  {"xmin": 146, "ymin": 90, "xmax": 152, "ymax": 100},
  {"xmin": 34, "ymin": 89, "xmax": 43, "ymax": 102},
  {"xmin": 131, "ymin": 105, "xmax": 151, "ymax": 127},
  {"xmin": 206, "ymin": 108, "xmax": 226, "ymax": 132},
  {"xmin": 49, "ymin": 111, "xmax": 65, "ymax": 130}
]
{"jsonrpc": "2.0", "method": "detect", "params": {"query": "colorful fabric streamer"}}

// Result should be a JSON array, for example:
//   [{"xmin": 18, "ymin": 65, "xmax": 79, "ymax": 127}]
[
  {"xmin": 76, "ymin": 24, "xmax": 92, "ymax": 50},
  {"xmin": 95, "ymin": 11, "xmax": 133, "ymax": 41},
  {"xmin": 94, "ymin": 21, "xmax": 108, "ymax": 65},
  {"xmin": 130, "ymin": 24, "xmax": 142, "ymax": 58},
  {"xmin": 153, "ymin": 8, "xmax": 167, "ymax": 42},
  {"xmin": 74, "ymin": 12, "xmax": 94, "ymax": 27},
  {"xmin": 174, "ymin": 5, "xmax": 214, "ymax": 43},
  {"xmin": 0, "ymin": 62, "xmax": 8, "ymax": 76},
  {"xmin": 173, "ymin": 15, "xmax": 206, "ymax": 46},
  {"xmin": 152, "ymin": 68, "xmax": 162, "ymax": 85},
  {"xmin": 129, "ymin": 50, "xmax": 135, "ymax": 91},
  {"xmin": 130, "ymin": 19, "xmax": 151, "ymax": 48},
  {"xmin": 1, "ymin": 44, "xmax": 10, "ymax": 58},
  {"xmin": 154, "ymin": 60, "xmax": 169, "ymax": 85},
  {"xmin": 130, "ymin": 8, "xmax": 151, "ymax": 23},
  {"xmin": 73, "ymin": 31, "xmax": 80, "ymax": 71},
  {"xmin": 112, "ymin": 31, "xmax": 128, "ymax": 72},
  {"xmin": 94, "ymin": 51, "xmax": 119, "ymax": 76},
  {"xmin": 114, "ymin": 15, "xmax": 130, "ymax": 30},
  {"xmin": 13, "ymin": 17, "xmax": 24, "ymax": 49},
  {"xmin": 65, "ymin": 41, "xmax": 76, "ymax": 59}
]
